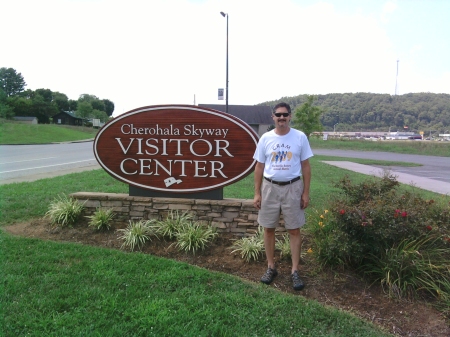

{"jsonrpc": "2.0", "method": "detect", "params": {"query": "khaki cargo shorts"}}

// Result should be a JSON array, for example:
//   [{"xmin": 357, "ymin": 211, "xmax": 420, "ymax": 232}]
[{"xmin": 257, "ymin": 179, "xmax": 305, "ymax": 229}]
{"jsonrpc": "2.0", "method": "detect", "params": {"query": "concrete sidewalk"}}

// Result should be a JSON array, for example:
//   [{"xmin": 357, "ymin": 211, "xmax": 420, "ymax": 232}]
[{"xmin": 323, "ymin": 161, "xmax": 450, "ymax": 195}]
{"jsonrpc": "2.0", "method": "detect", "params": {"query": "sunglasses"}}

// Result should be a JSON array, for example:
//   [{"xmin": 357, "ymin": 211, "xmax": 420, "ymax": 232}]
[{"xmin": 273, "ymin": 113, "xmax": 290, "ymax": 117}]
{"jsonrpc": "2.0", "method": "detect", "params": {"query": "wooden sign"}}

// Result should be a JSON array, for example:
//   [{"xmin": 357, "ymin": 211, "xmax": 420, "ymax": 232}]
[{"xmin": 94, "ymin": 105, "xmax": 259, "ymax": 193}]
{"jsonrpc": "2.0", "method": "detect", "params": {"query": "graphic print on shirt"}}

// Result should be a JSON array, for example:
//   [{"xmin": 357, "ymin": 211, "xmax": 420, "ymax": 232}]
[{"xmin": 270, "ymin": 143, "xmax": 293, "ymax": 171}]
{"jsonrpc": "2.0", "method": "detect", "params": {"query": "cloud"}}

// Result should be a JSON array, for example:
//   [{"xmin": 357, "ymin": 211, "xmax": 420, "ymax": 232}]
[{"xmin": 383, "ymin": 1, "xmax": 398, "ymax": 15}]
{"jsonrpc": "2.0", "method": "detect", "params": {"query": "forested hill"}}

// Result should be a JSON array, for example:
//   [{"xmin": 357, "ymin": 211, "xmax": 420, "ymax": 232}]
[{"xmin": 262, "ymin": 92, "xmax": 450, "ymax": 132}]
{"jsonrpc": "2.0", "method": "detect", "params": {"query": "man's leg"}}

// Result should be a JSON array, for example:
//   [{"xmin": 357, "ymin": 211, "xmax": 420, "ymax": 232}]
[
  {"xmin": 288, "ymin": 228, "xmax": 305, "ymax": 290},
  {"xmin": 264, "ymin": 227, "xmax": 276, "ymax": 268},
  {"xmin": 288, "ymin": 228, "xmax": 301, "ymax": 273},
  {"xmin": 260, "ymin": 227, "xmax": 278, "ymax": 284}
]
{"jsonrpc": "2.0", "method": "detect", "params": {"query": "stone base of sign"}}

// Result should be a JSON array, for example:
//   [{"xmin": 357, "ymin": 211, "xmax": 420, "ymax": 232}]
[
  {"xmin": 129, "ymin": 185, "xmax": 223, "ymax": 200},
  {"xmin": 70, "ymin": 192, "xmax": 287, "ymax": 237}
]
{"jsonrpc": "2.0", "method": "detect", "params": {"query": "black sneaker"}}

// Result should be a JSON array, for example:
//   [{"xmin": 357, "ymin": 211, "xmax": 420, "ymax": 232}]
[
  {"xmin": 291, "ymin": 271, "xmax": 305, "ymax": 291},
  {"xmin": 260, "ymin": 267, "xmax": 278, "ymax": 284}
]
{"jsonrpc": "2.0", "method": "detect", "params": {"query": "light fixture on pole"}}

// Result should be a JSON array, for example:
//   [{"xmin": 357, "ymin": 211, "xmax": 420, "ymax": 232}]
[{"xmin": 220, "ymin": 11, "xmax": 229, "ymax": 115}]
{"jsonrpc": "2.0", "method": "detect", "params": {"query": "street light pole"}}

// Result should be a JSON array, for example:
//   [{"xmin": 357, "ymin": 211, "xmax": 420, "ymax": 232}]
[
  {"xmin": 220, "ymin": 11, "xmax": 229, "ymax": 114},
  {"xmin": 334, "ymin": 123, "xmax": 339, "ymax": 135}
]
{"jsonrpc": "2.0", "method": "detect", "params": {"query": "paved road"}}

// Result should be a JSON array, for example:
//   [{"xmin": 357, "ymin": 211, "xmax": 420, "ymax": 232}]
[
  {"xmin": 0, "ymin": 141, "xmax": 99, "ymax": 185},
  {"xmin": 313, "ymin": 149, "xmax": 450, "ymax": 184}
]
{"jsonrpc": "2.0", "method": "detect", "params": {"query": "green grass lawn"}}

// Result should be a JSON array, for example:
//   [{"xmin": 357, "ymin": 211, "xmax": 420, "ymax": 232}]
[
  {"xmin": 2, "ymin": 235, "xmax": 390, "ymax": 337},
  {"xmin": 0, "ymin": 120, "xmax": 98, "ymax": 144}
]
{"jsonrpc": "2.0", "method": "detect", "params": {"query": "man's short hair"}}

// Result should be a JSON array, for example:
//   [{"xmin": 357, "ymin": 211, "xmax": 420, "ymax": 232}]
[{"xmin": 273, "ymin": 102, "xmax": 291, "ymax": 114}]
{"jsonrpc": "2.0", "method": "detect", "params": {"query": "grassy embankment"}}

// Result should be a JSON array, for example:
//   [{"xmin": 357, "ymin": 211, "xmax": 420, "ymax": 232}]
[
  {"xmin": 1, "ymin": 121, "xmax": 446, "ymax": 336},
  {"xmin": 309, "ymin": 136, "xmax": 450, "ymax": 157},
  {"xmin": 0, "ymin": 119, "xmax": 99, "ymax": 144}
]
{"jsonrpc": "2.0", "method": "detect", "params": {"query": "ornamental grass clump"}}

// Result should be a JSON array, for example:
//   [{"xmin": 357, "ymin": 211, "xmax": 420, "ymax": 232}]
[
  {"xmin": 364, "ymin": 235, "xmax": 450, "ymax": 300},
  {"xmin": 171, "ymin": 221, "xmax": 218, "ymax": 254},
  {"xmin": 117, "ymin": 220, "xmax": 155, "ymax": 251},
  {"xmin": 155, "ymin": 210, "xmax": 194, "ymax": 240},
  {"xmin": 45, "ymin": 194, "xmax": 85, "ymax": 227},
  {"xmin": 275, "ymin": 233, "xmax": 291, "ymax": 259},
  {"xmin": 230, "ymin": 228, "xmax": 265, "ymax": 262},
  {"xmin": 86, "ymin": 208, "xmax": 115, "ymax": 230},
  {"xmin": 254, "ymin": 225, "xmax": 265, "ymax": 242}
]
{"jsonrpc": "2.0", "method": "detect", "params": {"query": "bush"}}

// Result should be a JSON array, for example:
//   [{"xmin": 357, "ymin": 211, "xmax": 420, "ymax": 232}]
[
  {"xmin": 86, "ymin": 208, "xmax": 114, "ymax": 230},
  {"xmin": 45, "ymin": 194, "xmax": 85, "ymax": 227},
  {"xmin": 307, "ymin": 208, "xmax": 360, "ymax": 267},
  {"xmin": 309, "ymin": 173, "xmax": 450, "ymax": 267},
  {"xmin": 307, "ymin": 173, "xmax": 450, "ymax": 302},
  {"xmin": 336, "ymin": 172, "xmax": 399, "ymax": 204}
]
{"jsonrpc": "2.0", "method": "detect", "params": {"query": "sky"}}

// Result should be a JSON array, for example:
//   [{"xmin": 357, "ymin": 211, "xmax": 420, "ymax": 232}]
[{"xmin": 2, "ymin": 0, "xmax": 450, "ymax": 117}]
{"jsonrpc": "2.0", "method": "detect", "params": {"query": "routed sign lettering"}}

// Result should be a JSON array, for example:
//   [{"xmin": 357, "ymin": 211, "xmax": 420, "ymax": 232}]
[{"xmin": 94, "ymin": 105, "xmax": 259, "ymax": 193}]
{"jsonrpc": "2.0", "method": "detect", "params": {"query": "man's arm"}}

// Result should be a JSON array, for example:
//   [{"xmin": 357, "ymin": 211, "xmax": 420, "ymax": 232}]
[
  {"xmin": 300, "ymin": 159, "xmax": 311, "ymax": 209},
  {"xmin": 253, "ymin": 162, "xmax": 264, "ymax": 209}
]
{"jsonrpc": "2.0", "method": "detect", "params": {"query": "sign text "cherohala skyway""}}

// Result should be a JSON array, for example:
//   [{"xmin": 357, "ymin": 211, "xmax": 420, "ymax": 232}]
[{"xmin": 121, "ymin": 124, "xmax": 229, "ymax": 138}]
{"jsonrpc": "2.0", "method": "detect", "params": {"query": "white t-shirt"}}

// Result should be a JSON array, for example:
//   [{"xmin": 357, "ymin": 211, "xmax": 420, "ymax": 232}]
[{"xmin": 253, "ymin": 128, "xmax": 313, "ymax": 181}]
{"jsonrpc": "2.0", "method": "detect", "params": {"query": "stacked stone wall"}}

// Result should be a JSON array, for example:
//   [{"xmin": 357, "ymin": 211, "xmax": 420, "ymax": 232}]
[{"xmin": 70, "ymin": 192, "xmax": 286, "ymax": 237}]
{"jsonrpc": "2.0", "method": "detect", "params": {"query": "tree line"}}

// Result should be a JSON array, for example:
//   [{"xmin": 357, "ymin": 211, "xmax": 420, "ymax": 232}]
[
  {"xmin": 0, "ymin": 67, "xmax": 114, "ymax": 124},
  {"xmin": 264, "ymin": 92, "xmax": 450, "ymax": 133}
]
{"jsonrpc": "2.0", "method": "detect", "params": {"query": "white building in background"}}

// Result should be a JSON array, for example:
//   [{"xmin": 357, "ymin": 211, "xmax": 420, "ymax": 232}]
[
  {"xmin": 438, "ymin": 133, "xmax": 450, "ymax": 141},
  {"xmin": 13, "ymin": 116, "xmax": 38, "ymax": 124},
  {"xmin": 314, "ymin": 131, "xmax": 424, "ymax": 140},
  {"xmin": 313, "ymin": 130, "xmax": 450, "ymax": 141},
  {"xmin": 385, "ymin": 132, "xmax": 422, "ymax": 140}
]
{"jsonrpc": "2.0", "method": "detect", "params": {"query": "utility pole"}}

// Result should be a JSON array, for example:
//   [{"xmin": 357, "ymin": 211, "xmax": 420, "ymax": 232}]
[
  {"xmin": 220, "ymin": 11, "xmax": 229, "ymax": 114},
  {"xmin": 395, "ymin": 59, "xmax": 399, "ymax": 96}
]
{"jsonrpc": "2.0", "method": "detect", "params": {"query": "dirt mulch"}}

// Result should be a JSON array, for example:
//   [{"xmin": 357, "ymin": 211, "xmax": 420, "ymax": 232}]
[{"xmin": 3, "ymin": 219, "xmax": 450, "ymax": 337}]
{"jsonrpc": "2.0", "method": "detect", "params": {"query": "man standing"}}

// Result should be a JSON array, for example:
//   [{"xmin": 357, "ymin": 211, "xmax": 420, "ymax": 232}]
[{"xmin": 253, "ymin": 102, "xmax": 313, "ymax": 290}]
